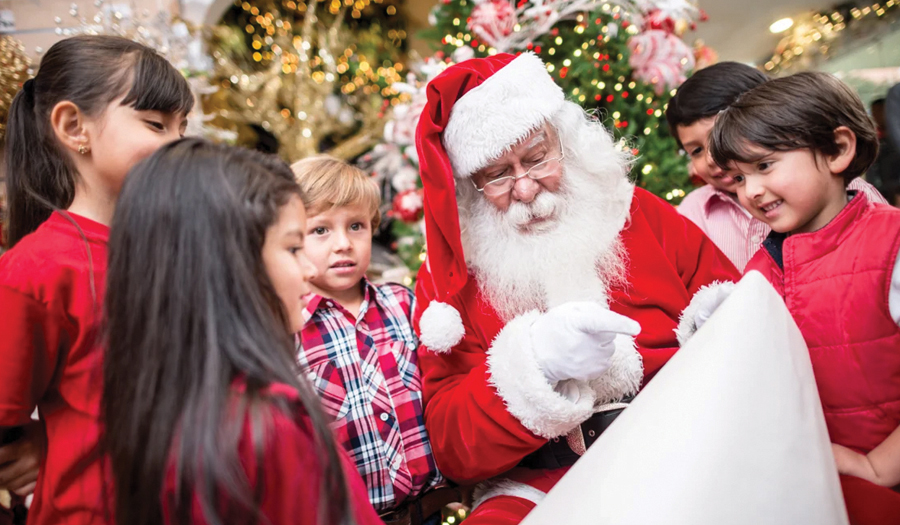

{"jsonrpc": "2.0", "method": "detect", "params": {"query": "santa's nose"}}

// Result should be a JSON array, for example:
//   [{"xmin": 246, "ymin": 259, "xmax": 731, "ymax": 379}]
[{"xmin": 512, "ymin": 175, "xmax": 541, "ymax": 203}]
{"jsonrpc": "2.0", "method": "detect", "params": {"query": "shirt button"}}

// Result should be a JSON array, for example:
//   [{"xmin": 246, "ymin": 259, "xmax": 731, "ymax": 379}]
[
  {"xmin": 751, "ymin": 235, "xmax": 762, "ymax": 243},
  {"xmin": 306, "ymin": 372, "xmax": 317, "ymax": 382},
  {"xmin": 379, "ymin": 412, "xmax": 389, "ymax": 422}
]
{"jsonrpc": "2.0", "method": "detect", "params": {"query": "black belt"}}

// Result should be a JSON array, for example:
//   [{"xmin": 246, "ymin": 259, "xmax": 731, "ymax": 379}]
[
  {"xmin": 518, "ymin": 396, "xmax": 632, "ymax": 470},
  {"xmin": 379, "ymin": 486, "xmax": 462, "ymax": 525}
]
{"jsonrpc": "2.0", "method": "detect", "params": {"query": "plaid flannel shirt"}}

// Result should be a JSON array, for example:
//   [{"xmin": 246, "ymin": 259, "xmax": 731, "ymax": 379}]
[{"xmin": 297, "ymin": 280, "xmax": 443, "ymax": 513}]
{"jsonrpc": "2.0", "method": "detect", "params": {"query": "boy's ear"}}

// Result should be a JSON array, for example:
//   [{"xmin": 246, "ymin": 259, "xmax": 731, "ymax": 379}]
[{"xmin": 827, "ymin": 126, "xmax": 857, "ymax": 175}]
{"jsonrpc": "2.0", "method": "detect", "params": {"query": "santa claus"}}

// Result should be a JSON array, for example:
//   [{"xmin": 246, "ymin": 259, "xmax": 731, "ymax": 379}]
[{"xmin": 411, "ymin": 52, "xmax": 739, "ymax": 524}]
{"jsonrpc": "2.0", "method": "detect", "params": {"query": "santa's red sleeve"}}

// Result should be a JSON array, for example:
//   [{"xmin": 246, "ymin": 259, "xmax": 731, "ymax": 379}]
[
  {"xmin": 414, "ymin": 265, "xmax": 605, "ymax": 484},
  {"xmin": 413, "ymin": 189, "xmax": 739, "ymax": 484},
  {"xmin": 609, "ymin": 189, "xmax": 740, "ymax": 383}
]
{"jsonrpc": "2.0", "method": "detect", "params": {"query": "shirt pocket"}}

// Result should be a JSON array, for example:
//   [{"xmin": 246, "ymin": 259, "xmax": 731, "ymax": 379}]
[
  {"xmin": 391, "ymin": 340, "xmax": 423, "ymax": 393},
  {"xmin": 302, "ymin": 361, "xmax": 350, "ymax": 421}
]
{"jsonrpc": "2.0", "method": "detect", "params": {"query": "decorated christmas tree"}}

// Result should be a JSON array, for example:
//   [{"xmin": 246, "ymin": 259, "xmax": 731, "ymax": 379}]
[
  {"xmin": 361, "ymin": 0, "xmax": 710, "ymax": 278},
  {"xmin": 427, "ymin": 0, "xmax": 703, "ymax": 198}
]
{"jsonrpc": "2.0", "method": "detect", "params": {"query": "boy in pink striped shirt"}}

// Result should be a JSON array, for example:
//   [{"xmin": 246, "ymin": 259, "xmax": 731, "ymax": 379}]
[{"xmin": 667, "ymin": 62, "xmax": 886, "ymax": 272}]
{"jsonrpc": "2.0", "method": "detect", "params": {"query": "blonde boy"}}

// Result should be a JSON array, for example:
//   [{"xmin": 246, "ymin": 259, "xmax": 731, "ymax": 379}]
[{"xmin": 291, "ymin": 157, "xmax": 452, "ymax": 525}]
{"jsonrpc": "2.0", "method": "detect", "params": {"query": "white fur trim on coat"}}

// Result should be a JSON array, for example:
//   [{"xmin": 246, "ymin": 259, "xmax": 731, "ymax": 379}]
[
  {"xmin": 486, "ymin": 311, "xmax": 595, "ymax": 439},
  {"xmin": 442, "ymin": 52, "xmax": 565, "ymax": 178},
  {"xmin": 675, "ymin": 281, "xmax": 736, "ymax": 346},
  {"xmin": 588, "ymin": 333, "xmax": 643, "ymax": 406},
  {"xmin": 471, "ymin": 479, "xmax": 547, "ymax": 511},
  {"xmin": 419, "ymin": 301, "xmax": 466, "ymax": 353}
]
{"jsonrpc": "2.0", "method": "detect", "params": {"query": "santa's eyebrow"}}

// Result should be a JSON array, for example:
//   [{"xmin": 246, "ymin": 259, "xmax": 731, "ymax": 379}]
[{"xmin": 523, "ymin": 131, "xmax": 547, "ymax": 150}]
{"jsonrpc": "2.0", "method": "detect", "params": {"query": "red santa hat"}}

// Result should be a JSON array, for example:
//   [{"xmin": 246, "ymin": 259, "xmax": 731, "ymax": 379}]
[{"xmin": 415, "ymin": 52, "xmax": 565, "ymax": 352}]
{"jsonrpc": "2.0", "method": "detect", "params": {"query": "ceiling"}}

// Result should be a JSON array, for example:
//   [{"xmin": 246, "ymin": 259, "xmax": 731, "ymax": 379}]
[
  {"xmin": 690, "ymin": 0, "xmax": 832, "ymax": 64},
  {"xmin": 404, "ymin": 0, "xmax": 838, "ymax": 66}
]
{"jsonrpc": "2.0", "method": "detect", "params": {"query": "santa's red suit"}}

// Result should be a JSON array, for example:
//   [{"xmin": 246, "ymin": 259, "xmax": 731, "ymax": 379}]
[
  {"xmin": 410, "ymin": 52, "xmax": 739, "ymax": 524},
  {"xmin": 414, "ymin": 187, "xmax": 738, "ymax": 523}
]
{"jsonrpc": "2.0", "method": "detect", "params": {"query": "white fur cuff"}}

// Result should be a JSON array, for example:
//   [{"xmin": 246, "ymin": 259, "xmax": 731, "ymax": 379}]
[
  {"xmin": 675, "ymin": 281, "xmax": 735, "ymax": 346},
  {"xmin": 419, "ymin": 301, "xmax": 466, "ymax": 353},
  {"xmin": 486, "ymin": 312, "xmax": 596, "ymax": 439},
  {"xmin": 588, "ymin": 333, "xmax": 643, "ymax": 406},
  {"xmin": 471, "ymin": 479, "xmax": 547, "ymax": 511}
]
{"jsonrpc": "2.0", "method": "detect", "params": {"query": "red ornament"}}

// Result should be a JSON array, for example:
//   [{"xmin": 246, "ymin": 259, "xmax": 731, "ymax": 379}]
[
  {"xmin": 606, "ymin": 94, "xmax": 614, "ymax": 102},
  {"xmin": 391, "ymin": 189, "xmax": 425, "ymax": 224},
  {"xmin": 622, "ymin": 91, "xmax": 629, "ymax": 98},
  {"xmin": 602, "ymin": 63, "xmax": 610, "ymax": 72}
]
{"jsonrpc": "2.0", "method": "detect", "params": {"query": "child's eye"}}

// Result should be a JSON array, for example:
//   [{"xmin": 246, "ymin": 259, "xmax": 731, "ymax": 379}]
[
  {"xmin": 757, "ymin": 161, "xmax": 772, "ymax": 171},
  {"xmin": 733, "ymin": 175, "xmax": 745, "ymax": 183},
  {"xmin": 350, "ymin": 222, "xmax": 366, "ymax": 231},
  {"xmin": 145, "ymin": 120, "xmax": 165, "ymax": 131},
  {"xmin": 689, "ymin": 147, "xmax": 703, "ymax": 158},
  {"xmin": 312, "ymin": 227, "xmax": 327, "ymax": 235},
  {"xmin": 289, "ymin": 246, "xmax": 303, "ymax": 255}
]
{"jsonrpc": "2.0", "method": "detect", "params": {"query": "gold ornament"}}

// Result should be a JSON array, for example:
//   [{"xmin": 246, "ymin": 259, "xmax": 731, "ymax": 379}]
[
  {"xmin": 206, "ymin": 0, "xmax": 401, "ymax": 161},
  {"xmin": 0, "ymin": 36, "xmax": 32, "ymax": 144}
]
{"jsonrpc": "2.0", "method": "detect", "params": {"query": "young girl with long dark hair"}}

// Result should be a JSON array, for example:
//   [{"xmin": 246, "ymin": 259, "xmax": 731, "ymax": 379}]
[
  {"xmin": 103, "ymin": 139, "xmax": 382, "ymax": 525},
  {"xmin": 0, "ymin": 35, "xmax": 193, "ymax": 524}
]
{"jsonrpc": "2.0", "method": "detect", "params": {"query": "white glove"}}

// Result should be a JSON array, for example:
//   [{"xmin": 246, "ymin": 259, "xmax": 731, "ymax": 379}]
[
  {"xmin": 693, "ymin": 284, "xmax": 734, "ymax": 331},
  {"xmin": 530, "ymin": 302, "xmax": 641, "ymax": 384}
]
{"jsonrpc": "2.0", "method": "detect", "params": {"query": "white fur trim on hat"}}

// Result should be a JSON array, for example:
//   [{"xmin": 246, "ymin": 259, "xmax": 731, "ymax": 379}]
[
  {"xmin": 486, "ymin": 311, "xmax": 595, "ymax": 439},
  {"xmin": 588, "ymin": 333, "xmax": 643, "ymax": 406},
  {"xmin": 675, "ymin": 281, "xmax": 736, "ymax": 346},
  {"xmin": 442, "ymin": 52, "xmax": 565, "ymax": 178},
  {"xmin": 471, "ymin": 479, "xmax": 547, "ymax": 511},
  {"xmin": 419, "ymin": 301, "xmax": 465, "ymax": 353}
]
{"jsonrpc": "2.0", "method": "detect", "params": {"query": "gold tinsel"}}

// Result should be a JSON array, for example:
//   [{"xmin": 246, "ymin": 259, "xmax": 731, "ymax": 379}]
[{"xmin": 0, "ymin": 35, "xmax": 32, "ymax": 144}]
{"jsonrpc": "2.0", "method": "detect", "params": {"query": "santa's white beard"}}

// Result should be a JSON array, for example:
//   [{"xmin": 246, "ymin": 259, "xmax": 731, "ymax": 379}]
[{"xmin": 460, "ymin": 161, "xmax": 634, "ymax": 322}]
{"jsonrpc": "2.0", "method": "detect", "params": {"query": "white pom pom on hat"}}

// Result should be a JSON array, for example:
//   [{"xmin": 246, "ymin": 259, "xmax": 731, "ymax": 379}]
[{"xmin": 418, "ymin": 301, "xmax": 466, "ymax": 354}]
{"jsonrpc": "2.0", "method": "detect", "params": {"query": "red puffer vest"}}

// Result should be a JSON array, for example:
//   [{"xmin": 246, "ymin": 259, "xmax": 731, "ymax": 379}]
[{"xmin": 746, "ymin": 192, "xmax": 900, "ymax": 453}]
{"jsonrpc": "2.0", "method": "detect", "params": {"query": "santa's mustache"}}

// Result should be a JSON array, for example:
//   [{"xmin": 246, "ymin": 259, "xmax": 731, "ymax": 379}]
[{"xmin": 504, "ymin": 190, "xmax": 565, "ymax": 230}]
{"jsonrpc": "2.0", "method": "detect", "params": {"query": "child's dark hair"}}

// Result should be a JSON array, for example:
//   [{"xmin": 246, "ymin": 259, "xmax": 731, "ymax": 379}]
[
  {"xmin": 103, "ymin": 139, "xmax": 353, "ymax": 525},
  {"xmin": 4, "ymin": 35, "xmax": 193, "ymax": 248},
  {"xmin": 665, "ymin": 62, "xmax": 769, "ymax": 149},
  {"xmin": 709, "ymin": 71, "xmax": 879, "ymax": 185}
]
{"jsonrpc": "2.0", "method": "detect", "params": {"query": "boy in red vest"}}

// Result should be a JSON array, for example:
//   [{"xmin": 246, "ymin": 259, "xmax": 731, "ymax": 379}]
[{"xmin": 707, "ymin": 71, "xmax": 900, "ymax": 524}]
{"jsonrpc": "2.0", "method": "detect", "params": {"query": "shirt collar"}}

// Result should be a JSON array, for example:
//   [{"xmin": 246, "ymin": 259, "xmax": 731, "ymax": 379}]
[
  {"xmin": 301, "ymin": 277, "xmax": 379, "ymax": 325},
  {"xmin": 703, "ymin": 186, "xmax": 751, "ymax": 218}
]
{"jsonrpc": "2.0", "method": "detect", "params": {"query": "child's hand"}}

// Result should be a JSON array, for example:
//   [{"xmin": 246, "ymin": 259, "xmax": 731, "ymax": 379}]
[
  {"xmin": 0, "ymin": 422, "xmax": 43, "ymax": 496},
  {"xmin": 832, "ymin": 442, "xmax": 887, "ymax": 486}
]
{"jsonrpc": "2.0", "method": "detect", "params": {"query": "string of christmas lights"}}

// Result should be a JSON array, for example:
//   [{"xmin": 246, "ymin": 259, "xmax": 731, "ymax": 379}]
[{"xmin": 763, "ymin": 0, "xmax": 900, "ymax": 74}]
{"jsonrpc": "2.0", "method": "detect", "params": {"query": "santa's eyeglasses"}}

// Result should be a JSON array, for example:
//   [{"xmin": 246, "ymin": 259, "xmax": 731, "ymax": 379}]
[{"xmin": 473, "ymin": 138, "xmax": 565, "ymax": 197}]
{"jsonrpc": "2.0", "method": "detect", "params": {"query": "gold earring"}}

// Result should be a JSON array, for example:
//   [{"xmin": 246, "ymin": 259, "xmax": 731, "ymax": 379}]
[{"xmin": 78, "ymin": 144, "xmax": 89, "ymax": 155}]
